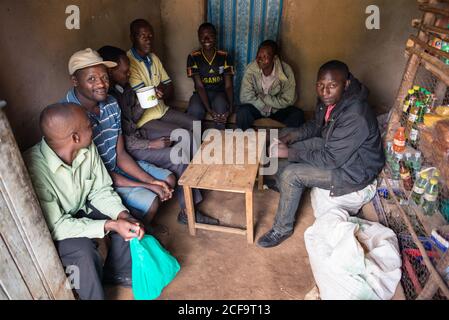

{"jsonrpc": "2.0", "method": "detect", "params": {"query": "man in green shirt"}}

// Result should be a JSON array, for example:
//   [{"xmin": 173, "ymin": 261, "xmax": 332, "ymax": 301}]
[{"xmin": 24, "ymin": 103, "xmax": 144, "ymax": 300}]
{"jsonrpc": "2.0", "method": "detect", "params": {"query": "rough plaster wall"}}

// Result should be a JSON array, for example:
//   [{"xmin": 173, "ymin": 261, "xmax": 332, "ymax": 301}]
[
  {"xmin": 160, "ymin": 0, "xmax": 205, "ymax": 102},
  {"xmin": 281, "ymin": 0, "xmax": 420, "ymax": 111},
  {"xmin": 0, "ymin": 0, "xmax": 162, "ymax": 150}
]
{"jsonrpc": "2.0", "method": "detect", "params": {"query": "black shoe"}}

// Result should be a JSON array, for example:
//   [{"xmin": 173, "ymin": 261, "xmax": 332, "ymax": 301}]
[
  {"xmin": 103, "ymin": 275, "xmax": 132, "ymax": 288},
  {"xmin": 177, "ymin": 210, "xmax": 219, "ymax": 225},
  {"xmin": 257, "ymin": 229, "xmax": 293, "ymax": 248},
  {"xmin": 264, "ymin": 178, "xmax": 279, "ymax": 193}
]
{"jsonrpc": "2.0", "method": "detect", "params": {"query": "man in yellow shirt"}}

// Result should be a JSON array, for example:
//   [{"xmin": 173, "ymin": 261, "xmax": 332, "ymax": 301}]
[{"xmin": 127, "ymin": 19, "xmax": 196, "ymax": 140}]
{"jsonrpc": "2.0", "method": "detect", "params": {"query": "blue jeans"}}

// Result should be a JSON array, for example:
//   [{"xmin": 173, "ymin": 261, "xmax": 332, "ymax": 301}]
[
  {"xmin": 114, "ymin": 161, "xmax": 172, "ymax": 217},
  {"xmin": 273, "ymin": 160, "xmax": 332, "ymax": 235}
]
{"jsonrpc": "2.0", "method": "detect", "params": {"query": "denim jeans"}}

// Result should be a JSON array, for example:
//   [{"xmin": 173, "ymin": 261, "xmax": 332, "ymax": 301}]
[{"xmin": 273, "ymin": 161, "xmax": 332, "ymax": 236}]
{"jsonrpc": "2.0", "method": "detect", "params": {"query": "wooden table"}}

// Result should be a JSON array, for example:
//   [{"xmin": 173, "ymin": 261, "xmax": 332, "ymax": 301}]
[{"xmin": 178, "ymin": 130, "xmax": 266, "ymax": 244}]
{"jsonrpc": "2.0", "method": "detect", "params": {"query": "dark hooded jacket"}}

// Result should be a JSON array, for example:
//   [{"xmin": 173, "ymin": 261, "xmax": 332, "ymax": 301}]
[{"xmin": 287, "ymin": 74, "xmax": 385, "ymax": 196}]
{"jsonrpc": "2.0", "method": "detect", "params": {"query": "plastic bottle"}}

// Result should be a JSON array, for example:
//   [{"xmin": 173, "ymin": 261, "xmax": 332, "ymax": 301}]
[
  {"xmin": 391, "ymin": 153, "xmax": 403, "ymax": 180},
  {"xmin": 402, "ymin": 89, "xmax": 416, "ymax": 123},
  {"xmin": 400, "ymin": 160, "xmax": 414, "ymax": 191},
  {"xmin": 406, "ymin": 102, "xmax": 421, "ymax": 139},
  {"xmin": 422, "ymin": 178, "xmax": 439, "ymax": 216},
  {"xmin": 393, "ymin": 127, "xmax": 406, "ymax": 154},
  {"xmin": 412, "ymin": 152, "xmax": 422, "ymax": 179},
  {"xmin": 385, "ymin": 142, "xmax": 394, "ymax": 166},
  {"xmin": 409, "ymin": 121, "xmax": 420, "ymax": 148},
  {"xmin": 412, "ymin": 171, "xmax": 429, "ymax": 205},
  {"xmin": 405, "ymin": 152, "xmax": 413, "ymax": 169}
]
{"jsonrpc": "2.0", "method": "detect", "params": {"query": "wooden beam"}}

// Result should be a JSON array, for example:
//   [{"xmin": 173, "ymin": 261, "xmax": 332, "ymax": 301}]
[
  {"xmin": 413, "ymin": 21, "xmax": 449, "ymax": 41},
  {"xmin": 406, "ymin": 46, "xmax": 449, "ymax": 86},
  {"xmin": 195, "ymin": 223, "xmax": 246, "ymax": 235},
  {"xmin": 410, "ymin": 34, "xmax": 449, "ymax": 61},
  {"xmin": 419, "ymin": 3, "xmax": 449, "ymax": 18}
]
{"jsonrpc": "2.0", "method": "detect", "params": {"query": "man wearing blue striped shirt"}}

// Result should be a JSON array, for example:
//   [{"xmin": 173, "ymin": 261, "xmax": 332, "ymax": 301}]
[{"xmin": 62, "ymin": 48, "xmax": 175, "ymax": 231}]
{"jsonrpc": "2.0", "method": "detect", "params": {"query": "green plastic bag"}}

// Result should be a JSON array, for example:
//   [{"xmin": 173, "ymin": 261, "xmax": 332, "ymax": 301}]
[{"xmin": 130, "ymin": 235, "xmax": 180, "ymax": 300}]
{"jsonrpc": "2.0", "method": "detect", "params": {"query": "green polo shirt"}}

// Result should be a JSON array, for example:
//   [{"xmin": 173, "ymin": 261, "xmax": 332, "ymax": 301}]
[{"xmin": 24, "ymin": 139, "xmax": 127, "ymax": 241}]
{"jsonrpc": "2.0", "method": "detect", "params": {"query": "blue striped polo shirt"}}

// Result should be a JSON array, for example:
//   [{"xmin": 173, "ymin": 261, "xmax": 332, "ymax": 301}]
[{"xmin": 62, "ymin": 88, "xmax": 121, "ymax": 171}]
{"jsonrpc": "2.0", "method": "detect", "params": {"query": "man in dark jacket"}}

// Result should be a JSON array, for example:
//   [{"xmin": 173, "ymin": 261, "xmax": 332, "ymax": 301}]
[{"xmin": 257, "ymin": 60, "xmax": 385, "ymax": 248}]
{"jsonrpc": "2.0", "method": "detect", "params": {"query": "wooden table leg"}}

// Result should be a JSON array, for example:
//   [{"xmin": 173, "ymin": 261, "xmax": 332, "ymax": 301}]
[
  {"xmin": 183, "ymin": 186, "xmax": 196, "ymax": 236},
  {"xmin": 245, "ymin": 190, "xmax": 254, "ymax": 244}
]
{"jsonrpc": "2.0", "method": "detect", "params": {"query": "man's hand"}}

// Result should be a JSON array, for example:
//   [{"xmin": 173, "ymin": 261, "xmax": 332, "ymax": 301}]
[
  {"xmin": 105, "ymin": 219, "xmax": 144, "ymax": 241},
  {"xmin": 270, "ymin": 141, "xmax": 289, "ymax": 158},
  {"xmin": 117, "ymin": 211, "xmax": 145, "ymax": 240},
  {"xmin": 146, "ymin": 181, "xmax": 174, "ymax": 201},
  {"xmin": 279, "ymin": 133, "xmax": 295, "ymax": 145},
  {"xmin": 148, "ymin": 137, "xmax": 172, "ymax": 150},
  {"xmin": 215, "ymin": 111, "xmax": 229, "ymax": 124},
  {"xmin": 262, "ymin": 105, "xmax": 272, "ymax": 117},
  {"xmin": 155, "ymin": 87, "xmax": 164, "ymax": 99}
]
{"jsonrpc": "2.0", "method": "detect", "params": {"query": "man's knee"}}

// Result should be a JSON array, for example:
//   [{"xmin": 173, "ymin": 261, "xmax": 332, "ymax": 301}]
[
  {"xmin": 165, "ymin": 173, "xmax": 177, "ymax": 189},
  {"xmin": 57, "ymin": 238, "xmax": 101, "ymax": 266},
  {"xmin": 187, "ymin": 95, "xmax": 206, "ymax": 120},
  {"xmin": 212, "ymin": 93, "xmax": 229, "ymax": 113}
]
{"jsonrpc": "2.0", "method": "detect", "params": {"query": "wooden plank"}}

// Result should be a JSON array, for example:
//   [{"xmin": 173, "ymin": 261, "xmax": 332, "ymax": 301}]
[
  {"xmin": 182, "ymin": 186, "xmax": 196, "ymax": 236},
  {"xmin": 419, "ymin": 3, "xmax": 449, "ymax": 18},
  {"xmin": 0, "ymin": 110, "xmax": 74, "ymax": 300},
  {"xmin": 180, "ymin": 131, "xmax": 264, "ymax": 192},
  {"xmin": 195, "ymin": 223, "xmax": 246, "ymax": 235},
  {"xmin": 406, "ymin": 46, "xmax": 449, "ymax": 87},
  {"xmin": 410, "ymin": 34, "xmax": 449, "ymax": 61},
  {"xmin": 0, "ymin": 236, "xmax": 33, "ymax": 300},
  {"xmin": 245, "ymin": 191, "xmax": 254, "ymax": 244},
  {"xmin": 413, "ymin": 21, "xmax": 449, "ymax": 41}
]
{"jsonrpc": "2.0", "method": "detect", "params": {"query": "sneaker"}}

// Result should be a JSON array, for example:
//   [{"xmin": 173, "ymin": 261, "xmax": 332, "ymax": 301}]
[
  {"xmin": 256, "ymin": 229, "xmax": 293, "ymax": 248},
  {"xmin": 177, "ymin": 210, "xmax": 219, "ymax": 225}
]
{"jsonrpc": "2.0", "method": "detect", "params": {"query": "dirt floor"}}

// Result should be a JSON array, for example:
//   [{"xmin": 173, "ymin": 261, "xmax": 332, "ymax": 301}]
[{"xmin": 105, "ymin": 188, "xmax": 405, "ymax": 300}]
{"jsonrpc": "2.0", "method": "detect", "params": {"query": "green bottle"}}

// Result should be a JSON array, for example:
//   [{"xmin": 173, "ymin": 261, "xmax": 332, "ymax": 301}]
[
  {"xmin": 402, "ymin": 89, "xmax": 416, "ymax": 119},
  {"xmin": 422, "ymin": 178, "xmax": 439, "ymax": 216},
  {"xmin": 409, "ymin": 121, "xmax": 420, "ymax": 148},
  {"xmin": 412, "ymin": 171, "xmax": 429, "ymax": 205}
]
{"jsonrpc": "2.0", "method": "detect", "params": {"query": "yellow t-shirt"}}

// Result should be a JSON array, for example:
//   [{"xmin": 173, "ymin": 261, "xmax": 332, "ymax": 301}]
[{"xmin": 127, "ymin": 49, "xmax": 170, "ymax": 127}]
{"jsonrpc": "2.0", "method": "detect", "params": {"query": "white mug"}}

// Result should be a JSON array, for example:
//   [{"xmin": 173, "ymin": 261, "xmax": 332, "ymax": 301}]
[{"xmin": 136, "ymin": 86, "xmax": 159, "ymax": 109}]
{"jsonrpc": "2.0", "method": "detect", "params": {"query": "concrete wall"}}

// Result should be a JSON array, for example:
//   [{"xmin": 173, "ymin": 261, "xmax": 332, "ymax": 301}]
[
  {"xmin": 280, "ymin": 0, "xmax": 420, "ymax": 112},
  {"xmin": 1, "ymin": 0, "xmax": 421, "ymax": 149},
  {"xmin": 0, "ymin": 0, "xmax": 163, "ymax": 150},
  {"xmin": 159, "ymin": 0, "xmax": 420, "ymax": 113},
  {"xmin": 160, "ymin": 0, "xmax": 205, "ymax": 103}
]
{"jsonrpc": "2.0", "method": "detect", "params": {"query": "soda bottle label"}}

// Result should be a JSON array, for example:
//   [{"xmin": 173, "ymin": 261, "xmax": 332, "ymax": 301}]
[
  {"xmin": 424, "ymin": 194, "xmax": 437, "ymax": 202},
  {"xmin": 410, "ymin": 128, "xmax": 419, "ymax": 142},
  {"xmin": 394, "ymin": 139, "xmax": 405, "ymax": 147},
  {"xmin": 400, "ymin": 172, "xmax": 411, "ymax": 179},
  {"xmin": 408, "ymin": 114, "xmax": 417, "ymax": 123},
  {"xmin": 413, "ymin": 186, "xmax": 425, "ymax": 194},
  {"xmin": 403, "ymin": 101, "xmax": 410, "ymax": 113}
]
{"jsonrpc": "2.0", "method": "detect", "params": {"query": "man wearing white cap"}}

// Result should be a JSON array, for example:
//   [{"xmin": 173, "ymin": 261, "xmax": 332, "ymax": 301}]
[{"xmin": 62, "ymin": 48, "xmax": 175, "ymax": 231}]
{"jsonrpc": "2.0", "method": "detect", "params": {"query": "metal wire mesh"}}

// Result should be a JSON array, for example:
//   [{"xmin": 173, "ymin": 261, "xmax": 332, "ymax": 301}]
[{"xmin": 398, "ymin": 233, "xmax": 447, "ymax": 300}]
